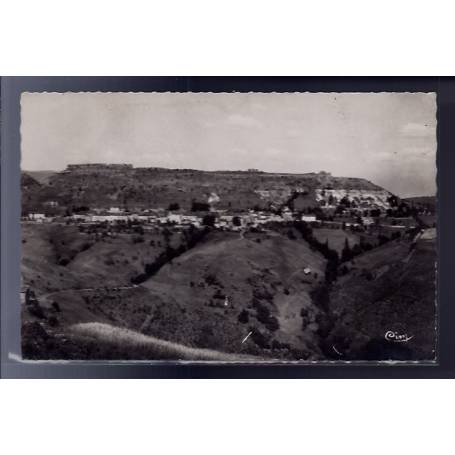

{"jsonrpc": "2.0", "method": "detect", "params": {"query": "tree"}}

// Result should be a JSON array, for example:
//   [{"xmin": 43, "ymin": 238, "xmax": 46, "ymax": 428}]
[
  {"xmin": 191, "ymin": 201, "xmax": 210, "ymax": 212},
  {"xmin": 202, "ymin": 213, "xmax": 216, "ymax": 227},
  {"xmin": 325, "ymin": 260, "xmax": 338, "ymax": 284},
  {"xmin": 168, "ymin": 202, "xmax": 180, "ymax": 211},
  {"xmin": 162, "ymin": 227, "xmax": 172, "ymax": 244},
  {"xmin": 287, "ymin": 229, "xmax": 297, "ymax": 240},
  {"xmin": 351, "ymin": 243, "xmax": 362, "ymax": 256},
  {"xmin": 238, "ymin": 309, "xmax": 249, "ymax": 324},
  {"xmin": 341, "ymin": 238, "xmax": 352, "ymax": 262},
  {"xmin": 266, "ymin": 316, "xmax": 280, "ymax": 332}
]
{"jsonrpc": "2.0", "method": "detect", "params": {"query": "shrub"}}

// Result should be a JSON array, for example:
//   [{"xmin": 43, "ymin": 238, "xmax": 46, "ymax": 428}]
[
  {"xmin": 251, "ymin": 329, "xmax": 271, "ymax": 349},
  {"xmin": 51, "ymin": 301, "xmax": 61, "ymax": 312},
  {"xmin": 254, "ymin": 300, "xmax": 271, "ymax": 324},
  {"xmin": 28, "ymin": 303, "xmax": 45, "ymax": 319},
  {"xmin": 48, "ymin": 316, "xmax": 59, "ymax": 327},
  {"xmin": 205, "ymin": 273, "xmax": 221, "ymax": 287},
  {"xmin": 310, "ymin": 284, "xmax": 330, "ymax": 313},
  {"xmin": 238, "ymin": 309, "xmax": 249, "ymax": 324},
  {"xmin": 287, "ymin": 229, "xmax": 297, "ymax": 240},
  {"xmin": 168, "ymin": 203, "xmax": 180, "ymax": 211},
  {"xmin": 252, "ymin": 287, "xmax": 273, "ymax": 302},
  {"xmin": 58, "ymin": 257, "xmax": 70, "ymax": 266},
  {"xmin": 271, "ymin": 339, "xmax": 282, "ymax": 350},
  {"xmin": 202, "ymin": 214, "xmax": 216, "ymax": 227},
  {"xmin": 266, "ymin": 316, "xmax": 280, "ymax": 332},
  {"xmin": 213, "ymin": 289, "xmax": 225, "ymax": 300},
  {"xmin": 191, "ymin": 201, "xmax": 210, "ymax": 212}
]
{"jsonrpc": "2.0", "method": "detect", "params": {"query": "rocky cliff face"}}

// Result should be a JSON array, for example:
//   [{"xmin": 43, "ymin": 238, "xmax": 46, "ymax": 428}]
[{"xmin": 22, "ymin": 165, "xmax": 386, "ymax": 213}]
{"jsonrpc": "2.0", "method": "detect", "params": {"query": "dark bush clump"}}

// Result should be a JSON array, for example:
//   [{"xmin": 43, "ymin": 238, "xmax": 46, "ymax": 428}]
[
  {"xmin": 238, "ymin": 309, "xmax": 249, "ymax": 324},
  {"xmin": 168, "ymin": 203, "xmax": 180, "ymax": 211},
  {"xmin": 58, "ymin": 257, "xmax": 70, "ymax": 266},
  {"xmin": 205, "ymin": 273, "xmax": 221, "ymax": 287},
  {"xmin": 251, "ymin": 329, "xmax": 271, "ymax": 349},
  {"xmin": 48, "ymin": 316, "xmax": 59, "ymax": 327},
  {"xmin": 28, "ymin": 304, "xmax": 45, "ymax": 319},
  {"xmin": 254, "ymin": 300, "xmax": 271, "ymax": 324},
  {"xmin": 266, "ymin": 316, "xmax": 280, "ymax": 332},
  {"xmin": 51, "ymin": 301, "xmax": 61, "ymax": 312}
]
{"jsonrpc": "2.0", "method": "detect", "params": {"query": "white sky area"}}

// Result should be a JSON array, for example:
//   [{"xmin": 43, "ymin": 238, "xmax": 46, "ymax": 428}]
[{"xmin": 21, "ymin": 92, "xmax": 437, "ymax": 198}]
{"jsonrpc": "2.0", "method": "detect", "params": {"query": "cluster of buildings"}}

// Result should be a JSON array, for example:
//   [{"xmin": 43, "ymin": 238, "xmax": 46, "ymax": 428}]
[
  {"xmin": 23, "ymin": 205, "xmax": 319, "ymax": 231},
  {"xmin": 315, "ymin": 188, "xmax": 392, "ymax": 212},
  {"xmin": 22, "ymin": 185, "xmax": 418, "ymax": 233}
]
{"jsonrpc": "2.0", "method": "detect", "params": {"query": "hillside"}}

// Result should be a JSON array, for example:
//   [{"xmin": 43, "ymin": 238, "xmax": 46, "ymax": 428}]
[
  {"xmin": 403, "ymin": 196, "xmax": 437, "ymax": 213},
  {"xmin": 140, "ymin": 230, "xmax": 327, "ymax": 358},
  {"xmin": 22, "ymin": 165, "xmax": 384, "ymax": 213},
  {"xmin": 21, "ymin": 222, "xmax": 437, "ymax": 361},
  {"xmin": 20, "ymin": 164, "xmax": 437, "ymax": 362},
  {"xmin": 322, "ymin": 234, "xmax": 437, "ymax": 361},
  {"xmin": 25, "ymin": 170, "xmax": 57, "ymax": 185},
  {"xmin": 21, "ymin": 226, "xmax": 329, "ymax": 360},
  {"xmin": 21, "ymin": 223, "xmax": 183, "ymax": 293}
]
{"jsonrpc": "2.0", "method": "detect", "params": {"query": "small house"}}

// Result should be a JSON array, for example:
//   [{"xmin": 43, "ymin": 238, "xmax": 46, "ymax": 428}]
[
  {"xmin": 28, "ymin": 213, "xmax": 46, "ymax": 222},
  {"xmin": 301, "ymin": 215, "xmax": 317, "ymax": 223}
]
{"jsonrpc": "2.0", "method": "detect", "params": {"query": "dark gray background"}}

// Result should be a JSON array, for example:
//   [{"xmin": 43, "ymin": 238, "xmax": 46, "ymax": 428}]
[{"xmin": 1, "ymin": 77, "xmax": 450, "ymax": 378}]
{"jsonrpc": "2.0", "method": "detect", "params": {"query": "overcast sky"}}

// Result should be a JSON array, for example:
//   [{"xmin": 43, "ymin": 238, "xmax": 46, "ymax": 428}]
[{"xmin": 21, "ymin": 91, "xmax": 437, "ymax": 197}]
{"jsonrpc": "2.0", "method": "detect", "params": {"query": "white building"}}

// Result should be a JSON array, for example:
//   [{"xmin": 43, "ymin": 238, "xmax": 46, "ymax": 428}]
[
  {"xmin": 301, "ymin": 215, "xmax": 317, "ymax": 223},
  {"xmin": 28, "ymin": 213, "xmax": 46, "ymax": 221},
  {"xmin": 72, "ymin": 214, "xmax": 89, "ymax": 221},
  {"xmin": 167, "ymin": 213, "xmax": 182, "ymax": 224},
  {"xmin": 90, "ymin": 214, "xmax": 128, "ymax": 223},
  {"xmin": 44, "ymin": 200, "xmax": 59, "ymax": 207}
]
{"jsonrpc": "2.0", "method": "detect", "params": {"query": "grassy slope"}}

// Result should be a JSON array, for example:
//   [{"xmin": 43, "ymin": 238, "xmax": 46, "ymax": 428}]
[
  {"xmin": 69, "ymin": 322, "xmax": 259, "ymax": 361},
  {"xmin": 21, "ymin": 224, "xmax": 87, "ymax": 293},
  {"xmin": 326, "ymin": 237, "xmax": 436, "ymax": 360},
  {"xmin": 22, "ymin": 222, "xmax": 437, "ymax": 362},
  {"xmin": 141, "ymin": 230, "xmax": 327, "ymax": 359},
  {"xmin": 22, "ymin": 225, "xmax": 328, "ymax": 360},
  {"xmin": 21, "ymin": 223, "xmax": 179, "ymax": 293},
  {"xmin": 312, "ymin": 228, "xmax": 361, "ymax": 254}
]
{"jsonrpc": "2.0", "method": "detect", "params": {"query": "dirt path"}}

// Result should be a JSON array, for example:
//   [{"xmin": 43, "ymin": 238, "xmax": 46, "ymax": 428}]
[{"xmin": 32, "ymin": 284, "xmax": 140, "ymax": 307}]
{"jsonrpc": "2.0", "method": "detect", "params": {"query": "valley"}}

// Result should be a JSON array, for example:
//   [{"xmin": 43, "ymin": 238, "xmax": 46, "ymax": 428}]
[{"xmin": 20, "ymin": 165, "xmax": 437, "ymax": 361}]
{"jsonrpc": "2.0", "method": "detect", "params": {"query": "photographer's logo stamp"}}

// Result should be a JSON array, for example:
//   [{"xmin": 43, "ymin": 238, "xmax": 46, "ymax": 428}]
[{"xmin": 385, "ymin": 330, "xmax": 414, "ymax": 343}]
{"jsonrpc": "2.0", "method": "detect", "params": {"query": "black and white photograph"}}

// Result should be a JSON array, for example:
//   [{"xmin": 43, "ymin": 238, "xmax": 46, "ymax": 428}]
[{"xmin": 19, "ymin": 91, "xmax": 437, "ymax": 363}]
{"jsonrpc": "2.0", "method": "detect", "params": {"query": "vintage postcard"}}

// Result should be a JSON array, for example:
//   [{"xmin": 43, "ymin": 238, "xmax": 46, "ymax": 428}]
[{"xmin": 20, "ymin": 92, "xmax": 437, "ymax": 362}]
